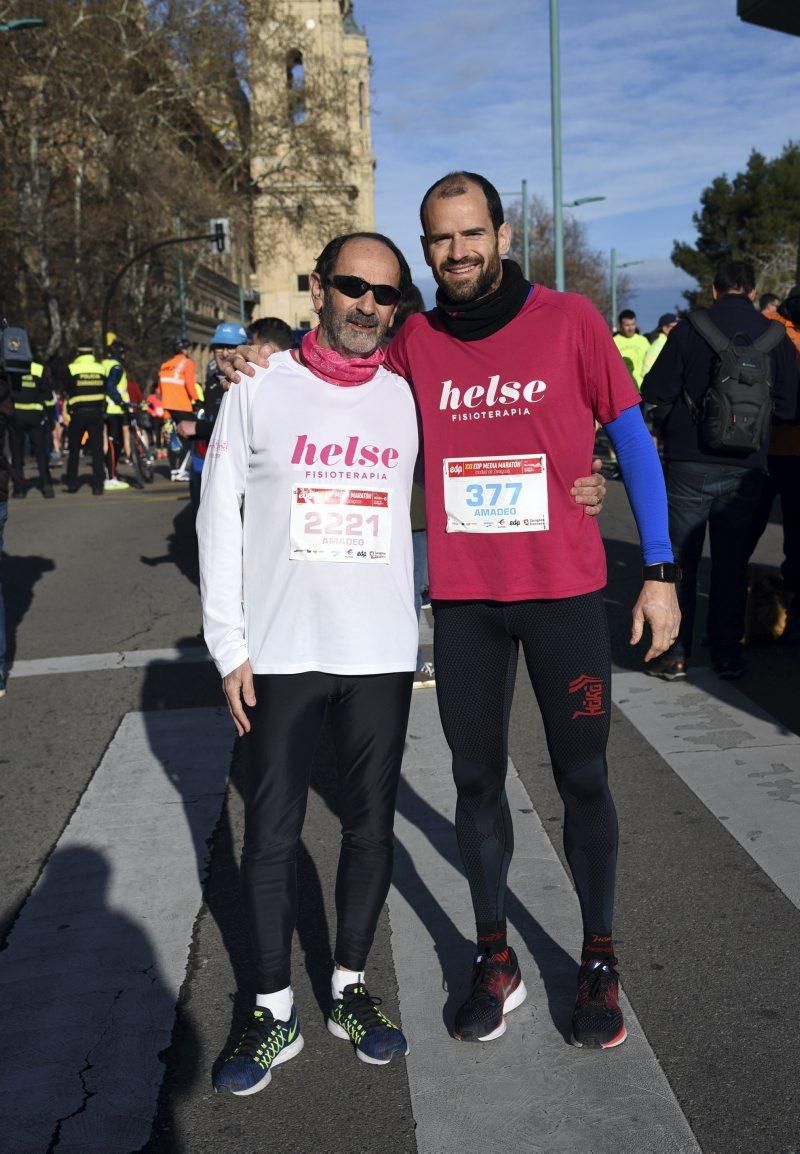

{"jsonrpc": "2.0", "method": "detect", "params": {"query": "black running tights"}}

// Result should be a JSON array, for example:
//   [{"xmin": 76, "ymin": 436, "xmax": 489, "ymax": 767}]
[
  {"xmin": 433, "ymin": 592, "xmax": 617, "ymax": 940},
  {"xmin": 241, "ymin": 671, "xmax": 413, "ymax": 993}
]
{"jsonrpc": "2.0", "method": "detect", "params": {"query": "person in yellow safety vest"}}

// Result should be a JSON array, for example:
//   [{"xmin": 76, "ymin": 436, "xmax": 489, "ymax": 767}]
[
  {"xmin": 8, "ymin": 357, "xmax": 54, "ymax": 498},
  {"xmin": 103, "ymin": 343, "xmax": 133, "ymax": 491},
  {"xmin": 64, "ymin": 343, "xmax": 108, "ymax": 495},
  {"xmin": 643, "ymin": 313, "xmax": 679, "ymax": 378},
  {"xmin": 158, "ymin": 337, "xmax": 198, "ymax": 421},
  {"xmin": 613, "ymin": 309, "xmax": 651, "ymax": 390}
]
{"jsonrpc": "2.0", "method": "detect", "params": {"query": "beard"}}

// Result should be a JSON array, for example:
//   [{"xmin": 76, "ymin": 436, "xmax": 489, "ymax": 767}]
[
  {"xmin": 318, "ymin": 297, "xmax": 386, "ymax": 356},
  {"xmin": 437, "ymin": 248, "xmax": 503, "ymax": 303}
]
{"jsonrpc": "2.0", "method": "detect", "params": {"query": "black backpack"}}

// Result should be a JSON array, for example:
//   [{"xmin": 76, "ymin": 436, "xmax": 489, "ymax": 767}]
[{"xmin": 684, "ymin": 309, "xmax": 784, "ymax": 455}]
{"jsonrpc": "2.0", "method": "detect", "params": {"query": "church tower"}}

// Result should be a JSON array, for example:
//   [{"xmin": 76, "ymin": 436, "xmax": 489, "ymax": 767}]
[{"xmin": 248, "ymin": 0, "xmax": 376, "ymax": 328}]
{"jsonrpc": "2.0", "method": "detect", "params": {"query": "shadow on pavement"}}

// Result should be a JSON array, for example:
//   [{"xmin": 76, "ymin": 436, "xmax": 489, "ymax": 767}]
[
  {"xmin": 0, "ymin": 846, "xmax": 190, "ymax": 1154},
  {"xmin": 393, "ymin": 773, "xmax": 578, "ymax": 1043},
  {"xmin": 2, "ymin": 552, "xmax": 55, "ymax": 667},
  {"xmin": 604, "ymin": 521, "xmax": 799, "ymax": 738},
  {"xmin": 140, "ymin": 499, "xmax": 199, "ymax": 590}
]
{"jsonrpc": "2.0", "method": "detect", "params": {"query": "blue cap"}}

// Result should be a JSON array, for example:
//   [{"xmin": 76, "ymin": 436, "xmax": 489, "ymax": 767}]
[{"xmin": 210, "ymin": 322, "xmax": 248, "ymax": 347}]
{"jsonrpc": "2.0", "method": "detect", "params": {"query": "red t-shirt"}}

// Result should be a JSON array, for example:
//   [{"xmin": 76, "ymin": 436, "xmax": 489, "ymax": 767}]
[
  {"xmin": 386, "ymin": 286, "xmax": 640, "ymax": 601},
  {"xmin": 127, "ymin": 378, "xmax": 144, "ymax": 406}
]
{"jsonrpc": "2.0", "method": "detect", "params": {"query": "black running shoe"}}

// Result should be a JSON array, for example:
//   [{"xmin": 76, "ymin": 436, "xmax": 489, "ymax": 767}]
[
  {"xmin": 328, "ymin": 983, "xmax": 408, "ymax": 1065},
  {"xmin": 453, "ymin": 947, "xmax": 527, "ymax": 1042},
  {"xmin": 645, "ymin": 655, "xmax": 687, "ymax": 681},
  {"xmin": 714, "ymin": 655, "xmax": 747, "ymax": 680},
  {"xmin": 571, "ymin": 956, "xmax": 627, "ymax": 1049},
  {"xmin": 214, "ymin": 1005, "xmax": 303, "ymax": 1096}
]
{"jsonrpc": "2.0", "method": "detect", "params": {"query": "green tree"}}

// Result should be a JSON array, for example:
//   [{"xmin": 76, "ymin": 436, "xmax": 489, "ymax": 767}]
[{"xmin": 672, "ymin": 142, "xmax": 800, "ymax": 307}]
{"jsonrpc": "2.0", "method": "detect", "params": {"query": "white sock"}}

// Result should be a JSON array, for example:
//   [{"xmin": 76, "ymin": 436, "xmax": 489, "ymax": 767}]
[
  {"xmin": 256, "ymin": 986, "xmax": 293, "ymax": 1022},
  {"xmin": 331, "ymin": 966, "xmax": 364, "ymax": 1001}
]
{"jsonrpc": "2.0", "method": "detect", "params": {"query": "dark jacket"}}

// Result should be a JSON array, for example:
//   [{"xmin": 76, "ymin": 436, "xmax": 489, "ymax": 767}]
[
  {"xmin": 642, "ymin": 293, "xmax": 799, "ymax": 470},
  {"xmin": 0, "ymin": 372, "xmax": 12, "ymax": 502}
]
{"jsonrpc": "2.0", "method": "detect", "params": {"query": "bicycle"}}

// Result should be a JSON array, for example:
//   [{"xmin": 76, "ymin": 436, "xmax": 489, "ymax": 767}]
[{"xmin": 129, "ymin": 405, "xmax": 155, "ymax": 485}]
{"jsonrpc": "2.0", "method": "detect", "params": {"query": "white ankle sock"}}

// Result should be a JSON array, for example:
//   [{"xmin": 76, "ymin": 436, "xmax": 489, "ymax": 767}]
[
  {"xmin": 331, "ymin": 966, "xmax": 364, "ymax": 1001},
  {"xmin": 256, "ymin": 986, "xmax": 293, "ymax": 1022}
]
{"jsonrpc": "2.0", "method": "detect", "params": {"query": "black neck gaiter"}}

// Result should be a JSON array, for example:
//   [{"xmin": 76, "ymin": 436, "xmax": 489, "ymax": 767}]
[{"xmin": 435, "ymin": 259, "xmax": 532, "ymax": 342}]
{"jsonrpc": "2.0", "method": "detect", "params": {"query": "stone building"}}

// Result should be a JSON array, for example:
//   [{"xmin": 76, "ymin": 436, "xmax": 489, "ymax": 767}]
[{"xmin": 248, "ymin": 0, "xmax": 376, "ymax": 328}]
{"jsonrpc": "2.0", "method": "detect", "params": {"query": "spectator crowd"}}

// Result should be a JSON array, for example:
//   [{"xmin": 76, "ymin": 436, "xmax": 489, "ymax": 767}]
[{"xmin": 1, "ymin": 261, "xmax": 798, "ymax": 703}]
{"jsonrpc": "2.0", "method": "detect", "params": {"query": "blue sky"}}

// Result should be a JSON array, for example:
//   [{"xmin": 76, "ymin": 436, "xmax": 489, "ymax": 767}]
[{"xmin": 355, "ymin": 0, "xmax": 799, "ymax": 328}]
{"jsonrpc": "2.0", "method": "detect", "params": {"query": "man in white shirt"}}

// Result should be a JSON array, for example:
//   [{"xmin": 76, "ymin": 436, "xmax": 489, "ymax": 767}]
[
  {"xmin": 198, "ymin": 232, "xmax": 418, "ymax": 1094},
  {"xmin": 202, "ymin": 230, "xmax": 609, "ymax": 1096}
]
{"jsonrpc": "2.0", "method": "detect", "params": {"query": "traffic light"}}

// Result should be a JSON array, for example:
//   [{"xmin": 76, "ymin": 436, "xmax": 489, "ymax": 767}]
[{"xmin": 209, "ymin": 218, "xmax": 231, "ymax": 255}]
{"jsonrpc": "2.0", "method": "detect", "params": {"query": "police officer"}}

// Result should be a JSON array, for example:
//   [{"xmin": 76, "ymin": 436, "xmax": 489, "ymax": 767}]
[
  {"xmin": 64, "ymin": 343, "xmax": 107, "ymax": 495},
  {"xmin": 102, "ymin": 341, "xmax": 132, "ymax": 491},
  {"xmin": 8, "ymin": 356, "xmax": 54, "ymax": 498}
]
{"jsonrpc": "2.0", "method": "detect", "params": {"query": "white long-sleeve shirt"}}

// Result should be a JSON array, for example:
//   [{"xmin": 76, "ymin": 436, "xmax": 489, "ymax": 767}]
[{"xmin": 197, "ymin": 351, "xmax": 419, "ymax": 678}]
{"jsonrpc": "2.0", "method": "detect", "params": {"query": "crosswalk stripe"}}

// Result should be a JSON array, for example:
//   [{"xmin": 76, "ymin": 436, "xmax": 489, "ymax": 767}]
[
  {"xmin": 0, "ymin": 708, "xmax": 232, "ymax": 1154},
  {"xmin": 612, "ymin": 669, "xmax": 800, "ymax": 912},
  {"xmin": 389, "ymin": 692, "xmax": 699, "ymax": 1154},
  {"xmin": 10, "ymin": 646, "xmax": 210, "ymax": 679}
]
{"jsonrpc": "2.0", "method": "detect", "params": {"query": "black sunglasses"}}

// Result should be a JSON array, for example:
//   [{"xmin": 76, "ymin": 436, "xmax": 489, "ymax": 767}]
[{"xmin": 326, "ymin": 274, "xmax": 402, "ymax": 307}]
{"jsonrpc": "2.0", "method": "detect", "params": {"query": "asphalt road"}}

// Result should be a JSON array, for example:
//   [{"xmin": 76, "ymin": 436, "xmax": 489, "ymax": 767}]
[{"xmin": 0, "ymin": 461, "xmax": 797, "ymax": 1153}]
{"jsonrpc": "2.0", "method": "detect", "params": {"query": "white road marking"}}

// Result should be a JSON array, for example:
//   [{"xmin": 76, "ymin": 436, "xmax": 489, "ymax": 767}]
[
  {"xmin": 0, "ymin": 708, "xmax": 232, "ymax": 1154},
  {"xmin": 418, "ymin": 606, "xmax": 433, "ymax": 646},
  {"xmin": 613, "ymin": 669, "xmax": 800, "ymax": 911},
  {"xmin": 10, "ymin": 645, "xmax": 210, "ymax": 678},
  {"xmin": 389, "ymin": 693, "xmax": 699, "ymax": 1154}
]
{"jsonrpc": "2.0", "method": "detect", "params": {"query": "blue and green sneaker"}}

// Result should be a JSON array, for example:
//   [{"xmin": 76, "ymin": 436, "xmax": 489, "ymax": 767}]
[
  {"xmin": 327, "ymin": 983, "xmax": 409, "ymax": 1066},
  {"xmin": 214, "ymin": 1005, "xmax": 304, "ymax": 1096}
]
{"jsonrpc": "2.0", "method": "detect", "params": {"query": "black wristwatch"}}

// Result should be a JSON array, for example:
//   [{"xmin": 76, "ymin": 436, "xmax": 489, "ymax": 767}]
[{"xmin": 643, "ymin": 562, "xmax": 682, "ymax": 583}]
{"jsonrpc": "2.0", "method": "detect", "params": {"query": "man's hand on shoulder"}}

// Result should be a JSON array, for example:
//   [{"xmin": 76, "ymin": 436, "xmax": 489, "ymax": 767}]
[
  {"xmin": 571, "ymin": 458, "xmax": 606, "ymax": 516},
  {"xmin": 217, "ymin": 344, "xmax": 276, "ymax": 391},
  {"xmin": 222, "ymin": 659, "xmax": 256, "ymax": 735},
  {"xmin": 630, "ymin": 582, "xmax": 681, "ymax": 662}
]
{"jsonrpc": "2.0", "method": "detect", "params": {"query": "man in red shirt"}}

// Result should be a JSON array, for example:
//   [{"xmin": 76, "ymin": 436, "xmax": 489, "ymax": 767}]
[
  {"xmin": 224, "ymin": 176, "xmax": 679, "ymax": 1052},
  {"xmin": 383, "ymin": 174, "xmax": 678, "ymax": 1051}
]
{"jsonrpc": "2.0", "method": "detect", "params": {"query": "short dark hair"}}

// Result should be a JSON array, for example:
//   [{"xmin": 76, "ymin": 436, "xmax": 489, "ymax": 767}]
[
  {"xmin": 387, "ymin": 283, "xmax": 425, "ymax": 342},
  {"xmin": 249, "ymin": 316, "xmax": 293, "ymax": 350},
  {"xmin": 618, "ymin": 309, "xmax": 636, "ymax": 324},
  {"xmin": 759, "ymin": 292, "xmax": 779, "ymax": 311},
  {"xmin": 419, "ymin": 171, "xmax": 504, "ymax": 236},
  {"xmin": 713, "ymin": 259, "xmax": 755, "ymax": 296},
  {"xmin": 778, "ymin": 295, "xmax": 800, "ymax": 326},
  {"xmin": 314, "ymin": 232, "xmax": 412, "ymax": 297}
]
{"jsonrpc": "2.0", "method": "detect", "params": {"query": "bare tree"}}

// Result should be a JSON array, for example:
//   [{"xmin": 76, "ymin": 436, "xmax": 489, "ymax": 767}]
[
  {"xmin": 505, "ymin": 196, "xmax": 630, "ymax": 322},
  {"xmin": 0, "ymin": 0, "xmax": 356, "ymax": 362}
]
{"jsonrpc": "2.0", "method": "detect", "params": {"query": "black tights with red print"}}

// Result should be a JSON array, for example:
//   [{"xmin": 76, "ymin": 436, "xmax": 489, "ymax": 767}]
[{"xmin": 432, "ymin": 591, "xmax": 617, "ymax": 944}]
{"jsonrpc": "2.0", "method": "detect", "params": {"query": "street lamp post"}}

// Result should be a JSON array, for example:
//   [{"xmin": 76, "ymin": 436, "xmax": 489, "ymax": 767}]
[
  {"xmin": 549, "ymin": 0, "xmax": 565, "ymax": 291},
  {"xmin": 499, "ymin": 181, "xmax": 531, "ymax": 279},
  {"xmin": 522, "ymin": 179, "xmax": 530, "ymax": 281},
  {"xmin": 500, "ymin": 188, "xmax": 605, "ymax": 285},
  {"xmin": 176, "ymin": 217, "xmax": 187, "ymax": 337},
  {"xmin": 564, "ymin": 196, "xmax": 606, "ymax": 208},
  {"xmin": 610, "ymin": 247, "xmax": 644, "ymax": 329}
]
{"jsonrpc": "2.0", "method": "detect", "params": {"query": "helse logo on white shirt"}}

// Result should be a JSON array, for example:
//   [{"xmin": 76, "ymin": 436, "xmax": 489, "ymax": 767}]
[{"xmin": 291, "ymin": 433, "xmax": 400, "ymax": 469}]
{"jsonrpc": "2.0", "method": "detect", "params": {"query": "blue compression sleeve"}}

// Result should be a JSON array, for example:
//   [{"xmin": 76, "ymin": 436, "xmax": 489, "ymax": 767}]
[
  {"xmin": 603, "ymin": 405, "xmax": 673, "ymax": 565},
  {"xmin": 105, "ymin": 363, "xmax": 125, "ymax": 408}
]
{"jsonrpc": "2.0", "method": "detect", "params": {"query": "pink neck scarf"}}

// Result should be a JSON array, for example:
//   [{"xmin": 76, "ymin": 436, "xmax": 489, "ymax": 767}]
[{"xmin": 300, "ymin": 327, "xmax": 384, "ymax": 386}]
